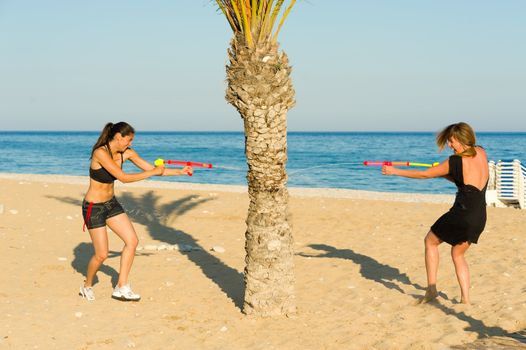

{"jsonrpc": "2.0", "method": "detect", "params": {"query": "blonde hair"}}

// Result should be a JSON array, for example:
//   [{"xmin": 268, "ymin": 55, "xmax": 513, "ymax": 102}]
[{"xmin": 436, "ymin": 122, "xmax": 477, "ymax": 157}]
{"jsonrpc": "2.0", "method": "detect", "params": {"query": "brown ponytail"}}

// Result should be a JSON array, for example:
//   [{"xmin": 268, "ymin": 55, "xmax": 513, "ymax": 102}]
[
  {"xmin": 91, "ymin": 122, "xmax": 135, "ymax": 158},
  {"xmin": 436, "ymin": 122, "xmax": 477, "ymax": 157}
]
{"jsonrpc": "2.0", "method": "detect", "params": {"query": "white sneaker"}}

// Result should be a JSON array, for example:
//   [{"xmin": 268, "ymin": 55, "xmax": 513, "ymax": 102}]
[
  {"xmin": 79, "ymin": 285, "xmax": 95, "ymax": 301},
  {"xmin": 112, "ymin": 284, "xmax": 141, "ymax": 302}
]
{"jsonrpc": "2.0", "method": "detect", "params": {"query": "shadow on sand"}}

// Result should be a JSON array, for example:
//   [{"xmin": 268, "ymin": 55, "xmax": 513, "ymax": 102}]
[
  {"xmin": 50, "ymin": 191, "xmax": 245, "ymax": 310},
  {"xmin": 71, "ymin": 242, "xmax": 120, "ymax": 287},
  {"xmin": 300, "ymin": 243, "xmax": 526, "ymax": 346},
  {"xmin": 299, "ymin": 243, "xmax": 427, "ymax": 295}
]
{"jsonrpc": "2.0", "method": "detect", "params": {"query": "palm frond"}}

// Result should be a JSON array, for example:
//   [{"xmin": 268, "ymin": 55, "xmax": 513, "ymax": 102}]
[
  {"xmin": 214, "ymin": 0, "xmax": 297, "ymax": 47},
  {"xmin": 272, "ymin": 0, "xmax": 295, "ymax": 43}
]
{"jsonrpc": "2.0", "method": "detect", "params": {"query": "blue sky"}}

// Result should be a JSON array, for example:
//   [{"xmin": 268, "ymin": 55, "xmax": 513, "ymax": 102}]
[{"xmin": 0, "ymin": 1, "xmax": 524, "ymax": 131}]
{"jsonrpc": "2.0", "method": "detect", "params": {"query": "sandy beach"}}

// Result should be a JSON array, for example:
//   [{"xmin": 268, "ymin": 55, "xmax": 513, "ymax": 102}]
[{"xmin": 1, "ymin": 173, "xmax": 525, "ymax": 350}]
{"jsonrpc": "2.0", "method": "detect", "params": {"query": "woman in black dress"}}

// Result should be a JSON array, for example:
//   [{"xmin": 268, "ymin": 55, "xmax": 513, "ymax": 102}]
[{"xmin": 382, "ymin": 122, "xmax": 488, "ymax": 304}]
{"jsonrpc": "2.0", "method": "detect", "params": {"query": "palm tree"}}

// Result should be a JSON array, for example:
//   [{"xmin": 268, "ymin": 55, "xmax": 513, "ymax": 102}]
[{"xmin": 213, "ymin": 0, "xmax": 297, "ymax": 316}]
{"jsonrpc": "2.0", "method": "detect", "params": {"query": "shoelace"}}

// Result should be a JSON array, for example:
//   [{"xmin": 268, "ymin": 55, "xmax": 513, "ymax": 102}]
[
  {"xmin": 82, "ymin": 287, "xmax": 94, "ymax": 299},
  {"xmin": 118, "ymin": 286, "xmax": 132, "ymax": 295}
]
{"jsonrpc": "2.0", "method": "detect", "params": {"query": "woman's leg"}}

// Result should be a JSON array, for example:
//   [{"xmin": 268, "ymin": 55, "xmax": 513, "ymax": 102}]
[
  {"xmin": 85, "ymin": 227, "xmax": 109, "ymax": 287},
  {"xmin": 422, "ymin": 231, "xmax": 442, "ymax": 303},
  {"xmin": 106, "ymin": 213, "xmax": 139, "ymax": 287},
  {"xmin": 451, "ymin": 241, "xmax": 471, "ymax": 304}
]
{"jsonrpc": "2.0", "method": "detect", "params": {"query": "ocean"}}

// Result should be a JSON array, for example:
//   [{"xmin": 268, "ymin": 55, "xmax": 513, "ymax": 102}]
[{"xmin": 0, "ymin": 131, "xmax": 525, "ymax": 194}]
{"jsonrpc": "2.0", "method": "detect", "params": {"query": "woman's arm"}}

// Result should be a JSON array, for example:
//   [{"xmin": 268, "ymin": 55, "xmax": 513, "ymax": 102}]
[
  {"xmin": 126, "ymin": 148, "xmax": 192, "ymax": 176},
  {"xmin": 382, "ymin": 159, "xmax": 449, "ymax": 179},
  {"xmin": 94, "ymin": 148, "xmax": 162, "ymax": 183}
]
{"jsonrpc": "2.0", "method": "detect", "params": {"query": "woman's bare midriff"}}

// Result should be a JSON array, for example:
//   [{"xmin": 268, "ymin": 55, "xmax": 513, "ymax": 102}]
[{"xmin": 84, "ymin": 180, "xmax": 115, "ymax": 203}]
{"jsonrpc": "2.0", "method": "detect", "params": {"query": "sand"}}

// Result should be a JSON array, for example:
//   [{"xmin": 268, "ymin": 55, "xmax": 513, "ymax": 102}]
[{"xmin": 0, "ymin": 173, "xmax": 525, "ymax": 349}]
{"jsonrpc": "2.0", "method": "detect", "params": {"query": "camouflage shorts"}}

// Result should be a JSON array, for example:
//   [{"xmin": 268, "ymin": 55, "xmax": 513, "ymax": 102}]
[{"xmin": 82, "ymin": 196, "xmax": 125, "ymax": 231}]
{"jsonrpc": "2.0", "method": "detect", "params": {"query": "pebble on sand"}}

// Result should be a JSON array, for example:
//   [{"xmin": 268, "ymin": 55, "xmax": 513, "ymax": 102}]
[
  {"xmin": 179, "ymin": 244, "xmax": 194, "ymax": 252},
  {"xmin": 211, "ymin": 246, "xmax": 226, "ymax": 253}
]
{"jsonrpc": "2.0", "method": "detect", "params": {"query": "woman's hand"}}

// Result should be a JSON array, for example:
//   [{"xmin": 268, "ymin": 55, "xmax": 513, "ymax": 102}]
[
  {"xmin": 182, "ymin": 166, "xmax": 193, "ymax": 176},
  {"xmin": 155, "ymin": 165, "xmax": 166, "ymax": 176},
  {"xmin": 382, "ymin": 165, "xmax": 396, "ymax": 175}
]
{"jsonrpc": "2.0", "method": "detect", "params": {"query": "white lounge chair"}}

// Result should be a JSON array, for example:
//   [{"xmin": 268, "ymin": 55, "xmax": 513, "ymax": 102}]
[
  {"xmin": 485, "ymin": 160, "xmax": 498, "ymax": 206},
  {"xmin": 494, "ymin": 159, "xmax": 525, "ymax": 209}
]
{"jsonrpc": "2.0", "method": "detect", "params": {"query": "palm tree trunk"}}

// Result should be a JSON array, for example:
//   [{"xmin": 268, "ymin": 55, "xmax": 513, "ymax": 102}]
[{"xmin": 225, "ymin": 37, "xmax": 296, "ymax": 316}]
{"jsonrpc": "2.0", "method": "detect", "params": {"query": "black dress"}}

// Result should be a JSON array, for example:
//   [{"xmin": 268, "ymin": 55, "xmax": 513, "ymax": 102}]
[{"xmin": 431, "ymin": 155, "xmax": 487, "ymax": 245}]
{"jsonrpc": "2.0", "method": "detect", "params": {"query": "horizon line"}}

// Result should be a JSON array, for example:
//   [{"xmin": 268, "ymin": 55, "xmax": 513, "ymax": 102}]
[{"xmin": 1, "ymin": 130, "xmax": 525, "ymax": 133}]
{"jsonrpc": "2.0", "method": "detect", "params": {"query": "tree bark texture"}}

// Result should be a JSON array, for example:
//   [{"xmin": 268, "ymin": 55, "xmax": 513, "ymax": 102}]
[{"xmin": 225, "ymin": 38, "xmax": 296, "ymax": 316}]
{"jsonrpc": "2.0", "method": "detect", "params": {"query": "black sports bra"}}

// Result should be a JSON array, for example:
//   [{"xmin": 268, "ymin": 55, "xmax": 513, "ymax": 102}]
[{"xmin": 89, "ymin": 153, "xmax": 123, "ymax": 183}]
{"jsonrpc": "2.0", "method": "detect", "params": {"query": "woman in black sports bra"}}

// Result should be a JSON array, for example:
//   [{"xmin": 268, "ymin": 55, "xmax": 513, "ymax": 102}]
[
  {"xmin": 382, "ymin": 122, "xmax": 489, "ymax": 305},
  {"xmin": 80, "ymin": 122, "xmax": 192, "ymax": 302}
]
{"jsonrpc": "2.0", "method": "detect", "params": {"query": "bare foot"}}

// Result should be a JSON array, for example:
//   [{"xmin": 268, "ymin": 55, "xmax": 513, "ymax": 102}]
[
  {"xmin": 460, "ymin": 297, "xmax": 471, "ymax": 305},
  {"xmin": 452, "ymin": 299, "xmax": 472, "ymax": 312},
  {"xmin": 419, "ymin": 286, "xmax": 438, "ymax": 304}
]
